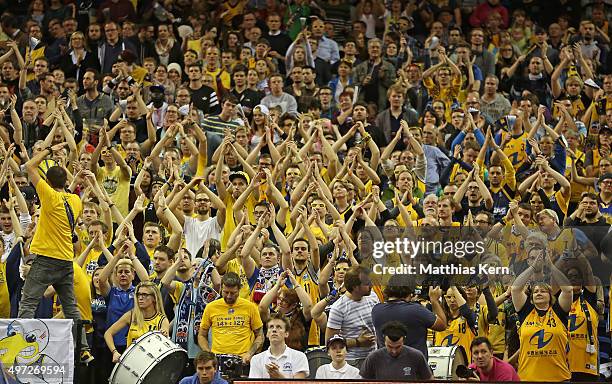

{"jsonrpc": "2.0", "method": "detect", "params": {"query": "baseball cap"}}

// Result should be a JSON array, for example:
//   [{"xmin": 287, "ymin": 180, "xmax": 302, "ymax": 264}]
[
  {"xmin": 326, "ymin": 334, "xmax": 347, "ymax": 349},
  {"xmin": 229, "ymin": 171, "xmax": 250, "ymax": 184},
  {"xmin": 599, "ymin": 172, "xmax": 612, "ymax": 184}
]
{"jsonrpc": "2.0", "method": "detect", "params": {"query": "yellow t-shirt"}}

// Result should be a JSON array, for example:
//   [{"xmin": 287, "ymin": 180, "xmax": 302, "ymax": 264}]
[
  {"xmin": 97, "ymin": 165, "xmax": 131, "ymax": 219},
  {"xmin": 0, "ymin": 262, "xmax": 9, "ymax": 318},
  {"xmin": 423, "ymin": 74, "xmax": 462, "ymax": 122},
  {"xmin": 568, "ymin": 294, "xmax": 599, "ymax": 376},
  {"xmin": 518, "ymin": 304, "xmax": 571, "ymax": 381},
  {"xmin": 295, "ymin": 265, "xmax": 320, "ymax": 346},
  {"xmin": 31, "ymin": 180, "xmax": 83, "ymax": 261},
  {"xmin": 479, "ymin": 301, "xmax": 506, "ymax": 355},
  {"xmin": 502, "ymin": 131, "xmax": 528, "ymax": 171},
  {"xmin": 435, "ymin": 315, "xmax": 476, "ymax": 362},
  {"xmin": 200, "ymin": 297, "xmax": 263, "ymax": 355},
  {"xmin": 81, "ymin": 249, "xmax": 103, "ymax": 276},
  {"xmin": 126, "ymin": 311, "xmax": 167, "ymax": 346},
  {"xmin": 225, "ymin": 259, "xmax": 251, "ymax": 299},
  {"xmin": 205, "ymin": 68, "xmax": 231, "ymax": 93},
  {"xmin": 221, "ymin": 194, "xmax": 256, "ymax": 252}
]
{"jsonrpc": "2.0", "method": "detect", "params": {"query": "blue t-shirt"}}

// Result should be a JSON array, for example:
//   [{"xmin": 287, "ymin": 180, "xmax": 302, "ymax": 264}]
[{"xmin": 106, "ymin": 285, "xmax": 135, "ymax": 347}]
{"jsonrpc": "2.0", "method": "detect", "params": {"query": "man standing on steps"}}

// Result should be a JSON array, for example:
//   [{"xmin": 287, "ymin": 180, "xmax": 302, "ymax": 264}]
[{"xmin": 19, "ymin": 142, "xmax": 93, "ymax": 363}]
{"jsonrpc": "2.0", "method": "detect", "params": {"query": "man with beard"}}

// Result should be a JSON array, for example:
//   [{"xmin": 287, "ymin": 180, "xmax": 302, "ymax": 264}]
[
  {"xmin": 170, "ymin": 177, "xmax": 226, "ymax": 258},
  {"xmin": 249, "ymin": 314, "xmax": 309, "ymax": 378},
  {"xmin": 198, "ymin": 272, "xmax": 264, "ymax": 363},
  {"xmin": 77, "ymin": 69, "xmax": 114, "ymax": 128},
  {"xmin": 148, "ymin": 84, "xmax": 168, "ymax": 130},
  {"xmin": 475, "ymin": 131, "xmax": 515, "ymax": 221},
  {"xmin": 360, "ymin": 321, "xmax": 432, "ymax": 380},
  {"xmin": 240, "ymin": 209, "xmax": 288, "ymax": 303},
  {"xmin": 325, "ymin": 266, "xmax": 379, "ymax": 367},
  {"xmin": 91, "ymin": 124, "xmax": 132, "ymax": 218},
  {"xmin": 576, "ymin": 20, "xmax": 601, "ymax": 65},
  {"xmin": 564, "ymin": 193, "xmax": 610, "ymax": 255},
  {"xmin": 597, "ymin": 173, "xmax": 612, "ymax": 224},
  {"xmin": 452, "ymin": 163, "xmax": 493, "ymax": 222}
]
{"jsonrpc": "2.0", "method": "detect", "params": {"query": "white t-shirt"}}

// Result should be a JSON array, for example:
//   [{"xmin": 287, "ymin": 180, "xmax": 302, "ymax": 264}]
[
  {"xmin": 316, "ymin": 362, "xmax": 362, "ymax": 379},
  {"xmin": 183, "ymin": 216, "xmax": 221, "ymax": 257},
  {"xmin": 249, "ymin": 346, "xmax": 309, "ymax": 379}
]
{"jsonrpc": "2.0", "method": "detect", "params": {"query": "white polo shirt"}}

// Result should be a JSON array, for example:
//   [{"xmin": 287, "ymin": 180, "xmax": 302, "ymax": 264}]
[
  {"xmin": 316, "ymin": 362, "xmax": 362, "ymax": 380},
  {"xmin": 249, "ymin": 346, "xmax": 309, "ymax": 379}
]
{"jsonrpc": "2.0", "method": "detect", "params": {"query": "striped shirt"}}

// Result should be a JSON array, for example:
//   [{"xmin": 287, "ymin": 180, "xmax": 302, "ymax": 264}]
[
  {"xmin": 327, "ymin": 291, "xmax": 380, "ymax": 360},
  {"xmin": 201, "ymin": 115, "xmax": 242, "ymax": 137}
]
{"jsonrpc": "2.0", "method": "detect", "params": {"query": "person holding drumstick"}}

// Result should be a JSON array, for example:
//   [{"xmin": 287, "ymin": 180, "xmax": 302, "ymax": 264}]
[
  {"xmin": 434, "ymin": 285, "xmax": 477, "ymax": 362},
  {"xmin": 104, "ymin": 281, "xmax": 169, "ymax": 363},
  {"xmin": 511, "ymin": 247, "xmax": 572, "ymax": 382}
]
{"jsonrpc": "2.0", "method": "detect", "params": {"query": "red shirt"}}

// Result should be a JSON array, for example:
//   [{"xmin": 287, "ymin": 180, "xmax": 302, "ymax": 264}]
[{"xmin": 469, "ymin": 357, "xmax": 520, "ymax": 381}]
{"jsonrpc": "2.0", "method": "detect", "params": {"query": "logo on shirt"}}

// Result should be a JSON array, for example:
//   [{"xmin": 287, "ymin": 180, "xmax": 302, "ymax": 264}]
[
  {"xmin": 529, "ymin": 330, "xmax": 553, "ymax": 349},
  {"xmin": 440, "ymin": 334, "xmax": 459, "ymax": 347},
  {"xmin": 568, "ymin": 314, "xmax": 585, "ymax": 332},
  {"xmin": 403, "ymin": 367, "xmax": 412, "ymax": 376}
]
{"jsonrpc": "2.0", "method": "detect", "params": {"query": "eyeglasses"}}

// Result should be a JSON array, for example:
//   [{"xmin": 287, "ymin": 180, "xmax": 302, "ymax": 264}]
[
  {"xmin": 137, "ymin": 293, "xmax": 154, "ymax": 299},
  {"xmin": 474, "ymin": 220, "xmax": 490, "ymax": 224}
]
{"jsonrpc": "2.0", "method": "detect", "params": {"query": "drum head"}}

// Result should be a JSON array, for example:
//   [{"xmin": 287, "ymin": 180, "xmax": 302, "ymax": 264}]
[
  {"xmin": 306, "ymin": 347, "xmax": 331, "ymax": 379},
  {"xmin": 140, "ymin": 349, "xmax": 188, "ymax": 384},
  {"xmin": 450, "ymin": 346, "xmax": 467, "ymax": 380}
]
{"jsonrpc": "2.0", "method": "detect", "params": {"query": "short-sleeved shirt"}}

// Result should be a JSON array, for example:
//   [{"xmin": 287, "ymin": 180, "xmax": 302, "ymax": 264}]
[
  {"xmin": 249, "ymin": 346, "xmax": 309, "ymax": 378},
  {"xmin": 106, "ymin": 285, "xmax": 135, "ymax": 347},
  {"xmin": 316, "ymin": 363, "xmax": 362, "ymax": 380},
  {"xmin": 371, "ymin": 300, "xmax": 436, "ymax": 359},
  {"xmin": 359, "ymin": 346, "xmax": 432, "ymax": 380},
  {"xmin": 200, "ymin": 297, "xmax": 263, "ymax": 355},
  {"xmin": 183, "ymin": 216, "xmax": 222, "ymax": 258},
  {"xmin": 327, "ymin": 291, "xmax": 380, "ymax": 360},
  {"xmin": 31, "ymin": 179, "xmax": 82, "ymax": 261}
]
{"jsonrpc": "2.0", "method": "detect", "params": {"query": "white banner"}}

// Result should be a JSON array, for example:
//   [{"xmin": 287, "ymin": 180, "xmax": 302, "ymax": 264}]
[{"xmin": 0, "ymin": 319, "xmax": 74, "ymax": 384}]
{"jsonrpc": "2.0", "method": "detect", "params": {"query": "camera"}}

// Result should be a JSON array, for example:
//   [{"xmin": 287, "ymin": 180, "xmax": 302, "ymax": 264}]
[{"xmin": 456, "ymin": 364, "xmax": 478, "ymax": 379}]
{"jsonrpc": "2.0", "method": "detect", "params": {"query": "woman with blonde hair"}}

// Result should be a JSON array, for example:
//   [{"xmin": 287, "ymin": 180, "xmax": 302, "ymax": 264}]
[
  {"xmin": 58, "ymin": 31, "xmax": 100, "ymax": 89},
  {"xmin": 104, "ymin": 281, "xmax": 169, "ymax": 363}
]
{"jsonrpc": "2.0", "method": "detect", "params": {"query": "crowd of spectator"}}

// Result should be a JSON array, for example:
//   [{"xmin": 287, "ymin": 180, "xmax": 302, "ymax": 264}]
[{"xmin": 0, "ymin": 0, "xmax": 612, "ymax": 383}]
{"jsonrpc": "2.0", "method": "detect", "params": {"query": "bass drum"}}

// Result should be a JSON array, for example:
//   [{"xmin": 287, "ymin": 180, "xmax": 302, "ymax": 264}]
[
  {"xmin": 427, "ymin": 345, "xmax": 468, "ymax": 380},
  {"xmin": 109, "ymin": 331, "xmax": 187, "ymax": 384},
  {"xmin": 305, "ymin": 346, "xmax": 331, "ymax": 379}
]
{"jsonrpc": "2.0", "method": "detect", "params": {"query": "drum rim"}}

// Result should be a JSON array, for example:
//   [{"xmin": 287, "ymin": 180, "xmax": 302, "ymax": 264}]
[{"xmin": 108, "ymin": 332, "xmax": 187, "ymax": 383}]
